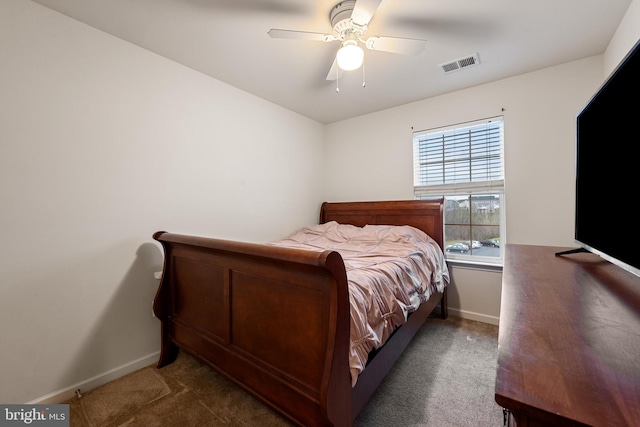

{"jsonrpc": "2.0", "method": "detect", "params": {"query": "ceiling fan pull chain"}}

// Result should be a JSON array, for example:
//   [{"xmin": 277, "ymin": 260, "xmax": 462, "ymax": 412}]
[
  {"xmin": 362, "ymin": 58, "xmax": 366, "ymax": 87},
  {"xmin": 336, "ymin": 67, "xmax": 340, "ymax": 93}
]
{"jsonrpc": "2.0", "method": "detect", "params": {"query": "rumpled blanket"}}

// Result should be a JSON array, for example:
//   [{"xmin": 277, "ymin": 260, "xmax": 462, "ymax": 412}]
[{"xmin": 269, "ymin": 221, "xmax": 449, "ymax": 386}]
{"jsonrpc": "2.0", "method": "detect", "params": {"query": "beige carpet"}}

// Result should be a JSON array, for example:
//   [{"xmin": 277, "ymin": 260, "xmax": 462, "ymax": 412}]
[
  {"xmin": 65, "ymin": 352, "xmax": 289, "ymax": 427},
  {"xmin": 64, "ymin": 317, "xmax": 501, "ymax": 426}
]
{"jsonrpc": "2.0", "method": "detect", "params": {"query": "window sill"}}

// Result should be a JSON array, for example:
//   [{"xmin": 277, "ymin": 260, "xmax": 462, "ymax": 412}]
[{"xmin": 445, "ymin": 258, "xmax": 503, "ymax": 272}]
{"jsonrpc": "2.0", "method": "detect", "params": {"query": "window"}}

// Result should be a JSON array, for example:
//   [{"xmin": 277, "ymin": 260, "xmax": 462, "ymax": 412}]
[{"xmin": 413, "ymin": 117, "xmax": 504, "ymax": 265}]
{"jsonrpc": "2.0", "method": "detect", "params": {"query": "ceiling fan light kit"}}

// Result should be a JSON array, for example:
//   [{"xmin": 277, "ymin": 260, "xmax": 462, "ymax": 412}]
[
  {"xmin": 337, "ymin": 40, "xmax": 364, "ymax": 70},
  {"xmin": 268, "ymin": 0, "xmax": 428, "ymax": 84}
]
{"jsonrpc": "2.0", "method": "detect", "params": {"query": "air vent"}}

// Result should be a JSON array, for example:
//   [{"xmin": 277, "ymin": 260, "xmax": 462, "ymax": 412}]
[{"xmin": 439, "ymin": 53, "xmax": 480, "ymax": 74}]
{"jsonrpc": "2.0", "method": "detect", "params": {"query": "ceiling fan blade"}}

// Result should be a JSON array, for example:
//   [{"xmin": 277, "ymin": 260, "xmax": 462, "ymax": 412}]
[
  {"xmin": 351, "ymin": 0, "xmax": 383, "ymax": 26},
  {"xmin": 326, "ymin": 58, "xmax": 344, "ymax": 81},
  {"xmin": 365, "ymin": 36, "xmax": 427, "ymax": 55},
  {"xmin": 267, "ymin": 29, "xmax": 335, "ymax": 42}
]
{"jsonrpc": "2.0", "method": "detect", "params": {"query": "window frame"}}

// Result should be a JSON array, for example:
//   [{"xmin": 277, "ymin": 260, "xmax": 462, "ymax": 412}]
[{"xmin": 412, "ymin": 116, "xmax": 505, "ymax": 266}]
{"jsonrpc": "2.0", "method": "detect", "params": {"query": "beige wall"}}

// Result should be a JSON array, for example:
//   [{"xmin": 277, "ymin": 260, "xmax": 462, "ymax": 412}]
[
  {"xmin": 323, "ymin": 0, "xmax": 639, "ymax": 325},
  {"xmin": 0, "ymin": 0, "xmax": 325, "ymax": 404},
  {"xmin": 605, "ymin": 0, "xmax": 640, "ymax": 75},
  {"xmin": 324, "ymin": 56, "xmax": 605, "ymax": 324}
]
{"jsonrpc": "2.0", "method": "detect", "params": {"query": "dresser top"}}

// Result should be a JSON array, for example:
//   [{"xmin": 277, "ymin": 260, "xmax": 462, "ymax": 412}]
[{"xmin": 495, "ymin": 244, "xmax": 640, "ymax": 426}]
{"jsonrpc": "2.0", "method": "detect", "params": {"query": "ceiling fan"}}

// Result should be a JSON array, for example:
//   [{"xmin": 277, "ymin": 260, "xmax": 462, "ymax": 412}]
[{"xmin": 267, "ymin": 0, "xmax": 427, "ymax": 81}]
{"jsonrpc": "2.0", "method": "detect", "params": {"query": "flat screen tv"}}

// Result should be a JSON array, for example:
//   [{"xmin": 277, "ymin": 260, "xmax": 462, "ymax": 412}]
[{"xmin": 562, "ymin": 38, "xmax": 640, "ymax": 277}]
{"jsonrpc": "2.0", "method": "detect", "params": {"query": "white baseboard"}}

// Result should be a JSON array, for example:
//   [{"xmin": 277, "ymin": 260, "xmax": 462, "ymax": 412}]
[
  {"xmin": 448, "ymin": 308, "xmax": 500, "ymax": 326},
  {"xmin": 28, "ymin": 351, "xmax": 160, "ymax": 404}
]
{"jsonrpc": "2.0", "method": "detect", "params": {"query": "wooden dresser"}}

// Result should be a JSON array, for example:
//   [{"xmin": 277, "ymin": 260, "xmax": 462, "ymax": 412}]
[{"xmin": 495, "ymin": 244, "xmax": 640, "ymax": 426}]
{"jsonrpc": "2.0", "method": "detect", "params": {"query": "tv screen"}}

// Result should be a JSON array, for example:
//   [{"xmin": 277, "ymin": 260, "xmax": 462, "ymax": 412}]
[{"xmin": 574, "ymin": 38, "xmax": 640, "ymax": 277}]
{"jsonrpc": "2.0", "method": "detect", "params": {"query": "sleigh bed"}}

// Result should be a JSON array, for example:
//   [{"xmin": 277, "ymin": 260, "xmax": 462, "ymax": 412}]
[{"xmin": 152, "ymin": 199, "xmax": 449, "ymax": 426}]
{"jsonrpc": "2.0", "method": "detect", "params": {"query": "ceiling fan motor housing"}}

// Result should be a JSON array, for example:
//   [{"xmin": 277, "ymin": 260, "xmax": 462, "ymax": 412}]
[{"xmin": 331, "ymin": 0, "xmax": 363, "ymax": 39}]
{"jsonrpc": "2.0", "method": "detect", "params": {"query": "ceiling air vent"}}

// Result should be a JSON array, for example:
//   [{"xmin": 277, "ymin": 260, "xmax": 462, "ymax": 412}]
[{"xmin": 439, "ymin": 53, "xmax": 480, "ymax": 74}]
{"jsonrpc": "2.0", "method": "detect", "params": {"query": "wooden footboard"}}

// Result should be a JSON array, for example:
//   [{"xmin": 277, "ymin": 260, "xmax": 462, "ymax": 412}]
[
  {"xmin": 153, "ymin": 199, "xmax": 447, "ymax": 426},
  {"xmin": 153, "ymin": 233, "xmax": 352, "ymax": 426}
]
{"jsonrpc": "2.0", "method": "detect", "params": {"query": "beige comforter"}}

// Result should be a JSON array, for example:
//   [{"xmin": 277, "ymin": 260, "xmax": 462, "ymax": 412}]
[{"xmin": 269, "ymin": 221, "xmax": 449, "ymax": 386}]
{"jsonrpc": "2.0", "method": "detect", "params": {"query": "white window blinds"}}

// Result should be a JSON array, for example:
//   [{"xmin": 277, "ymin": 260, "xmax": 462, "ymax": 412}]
[{"xmin": 413, "ymin": 117, "xmax": 504, "ymax": 196}]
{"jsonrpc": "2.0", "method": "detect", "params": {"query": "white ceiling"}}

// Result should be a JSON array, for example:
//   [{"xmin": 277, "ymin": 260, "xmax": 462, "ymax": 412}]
[{"xmin": 32, "ymin": 0, "xmax": 632, "ymax": 124}]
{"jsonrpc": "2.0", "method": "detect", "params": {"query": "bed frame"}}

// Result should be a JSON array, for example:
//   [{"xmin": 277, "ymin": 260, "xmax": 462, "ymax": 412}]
[{"xmin": 152, "ymin": 199, "xmax": 447, "ymax": 426}]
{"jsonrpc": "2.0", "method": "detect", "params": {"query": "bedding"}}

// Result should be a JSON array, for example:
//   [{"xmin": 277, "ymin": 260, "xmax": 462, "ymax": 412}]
[{"xmin": 269, "ymin": 221, "xmax": 450, "ymax": 385}]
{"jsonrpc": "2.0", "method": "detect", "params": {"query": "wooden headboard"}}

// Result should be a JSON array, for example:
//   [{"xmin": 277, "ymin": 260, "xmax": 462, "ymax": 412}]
[{"xmin": 319, "ymin": 199, "xmax": 445, "ymax": 249}]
